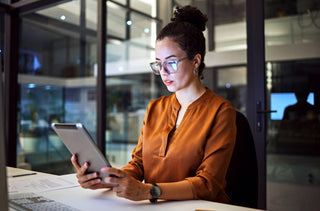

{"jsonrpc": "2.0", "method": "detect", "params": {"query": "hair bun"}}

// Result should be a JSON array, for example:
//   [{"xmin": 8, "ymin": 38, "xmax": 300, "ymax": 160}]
[{"xmin": 171, "ymin": 5, "xmax": 208, "ymax": 32}]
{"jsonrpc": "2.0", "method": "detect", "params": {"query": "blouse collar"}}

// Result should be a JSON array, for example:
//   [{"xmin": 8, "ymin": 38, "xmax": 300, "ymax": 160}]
[{"xmin": 171, "ymin": 87, "xmax": 209, "ymax": 110}]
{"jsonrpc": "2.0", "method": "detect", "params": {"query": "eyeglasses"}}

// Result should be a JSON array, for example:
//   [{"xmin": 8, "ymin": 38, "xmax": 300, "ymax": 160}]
[{"xmin": 149, "ymin": 57, "xmax": 189, "ymax": 75}]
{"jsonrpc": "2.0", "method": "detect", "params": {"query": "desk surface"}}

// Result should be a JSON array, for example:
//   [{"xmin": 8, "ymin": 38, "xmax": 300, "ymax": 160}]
[{"xmin": 7, "ymin": 167, "xmax": 262, "ymax": 211}]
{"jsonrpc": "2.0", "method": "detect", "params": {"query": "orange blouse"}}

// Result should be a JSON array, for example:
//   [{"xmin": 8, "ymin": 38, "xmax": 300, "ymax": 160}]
[{"xmin": 122, "ymin": 88, "xmax": 236, "ymax": 203}]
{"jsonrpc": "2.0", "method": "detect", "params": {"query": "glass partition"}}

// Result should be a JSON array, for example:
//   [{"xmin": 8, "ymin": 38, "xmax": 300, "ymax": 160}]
[
  {"xmin": 107, "ymin": 1, "xmax": 127, "ymax": 40},
  {"xmin": 105, "ymin": 2, "xmax": 166, "ymax": 167},
  {"xmin": 174, "ymin": 0, "xmax": 247, "ymax": 52},
  {"xmin": 210, "ymin": 0, "xmax": 246, "ymax": 51},
  {"xmin": 265, "ymin": 0, "xmax": 320, "ymax": 46},
  {"xmin": 18, "ymin": 0, "xmax": 97, "ymax": 174},
  {"xmin": 265, "ymin": 1, "xmax": 320, "ymax": 210},
  {"xmin": 213, "ymin": 66, "xmax": 247, "ymax": 115},
  {"xmin": 266, "ymin": 59, "xmax": 320, "ymax": 210},
  {"xmin": 131, "ymin": 0, "xmax": 156, "ymax": 17}
]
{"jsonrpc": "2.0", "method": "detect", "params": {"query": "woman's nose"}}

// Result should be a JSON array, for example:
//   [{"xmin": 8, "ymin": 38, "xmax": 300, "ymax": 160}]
[{"xmin": 159, "ymin": 65, "xmax": 169, "ymax": 75}]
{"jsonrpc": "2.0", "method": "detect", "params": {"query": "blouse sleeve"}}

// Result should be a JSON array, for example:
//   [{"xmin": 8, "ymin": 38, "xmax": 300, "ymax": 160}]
[{"xmin": 185, "ymin": 104, "xmax": 236, "ymax": 202}]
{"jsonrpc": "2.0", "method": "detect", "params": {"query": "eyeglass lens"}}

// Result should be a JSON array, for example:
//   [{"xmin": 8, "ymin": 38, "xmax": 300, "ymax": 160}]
[{"xmin": 153, "ymin": 60, "xmax": 178, "ymax": 74}]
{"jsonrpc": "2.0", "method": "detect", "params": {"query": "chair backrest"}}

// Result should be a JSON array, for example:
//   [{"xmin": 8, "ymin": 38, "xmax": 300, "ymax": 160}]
[{"xmin": 225, "ymin": 111, "xmax": 258, "ymax": 208}]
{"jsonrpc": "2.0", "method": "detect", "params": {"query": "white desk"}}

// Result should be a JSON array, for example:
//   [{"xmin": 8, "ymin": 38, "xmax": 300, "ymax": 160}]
[{"xmin": 7, "ymin": 167, "xmax": 262, "ymax": 211}]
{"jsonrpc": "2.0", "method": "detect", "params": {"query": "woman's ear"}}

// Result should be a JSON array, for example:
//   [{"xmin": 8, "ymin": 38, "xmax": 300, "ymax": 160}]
[{"xmin": 193, "ymin": 53, "xmax": 201, "ymax": 69}]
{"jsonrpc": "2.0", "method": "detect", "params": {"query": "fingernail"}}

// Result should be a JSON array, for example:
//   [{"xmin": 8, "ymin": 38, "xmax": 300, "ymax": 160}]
[{"xmin": 101, "ymin": 167, "xmax": 107, "ymax": 172}]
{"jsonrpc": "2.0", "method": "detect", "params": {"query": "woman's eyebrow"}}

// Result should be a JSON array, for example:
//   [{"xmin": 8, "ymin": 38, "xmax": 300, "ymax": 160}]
[
  {"xmin": 165, "ymin": 55, "xmax": 176, "ymax": 59},
  {"xmin": 155, "ymin": 55, "xmax": 177, "ymax": 61}
]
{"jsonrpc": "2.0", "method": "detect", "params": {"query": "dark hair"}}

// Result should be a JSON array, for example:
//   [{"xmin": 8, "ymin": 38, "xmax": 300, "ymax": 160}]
[{"xmin": 157, "ymin": 5, "xmax": 208, "ymax": 78}]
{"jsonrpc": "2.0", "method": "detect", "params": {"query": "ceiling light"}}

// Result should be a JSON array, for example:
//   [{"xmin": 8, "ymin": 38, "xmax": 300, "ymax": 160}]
[
  {"xmin": 60, "ymin": 15, "xmax": 66, "ymax": 20},
  {"xmin": 28, "ymin": 84, "xmax": 36, "ymax": 89},
  {"xmin": 144, "ymin": 28, "xmax": 150, "ymax": 33}
]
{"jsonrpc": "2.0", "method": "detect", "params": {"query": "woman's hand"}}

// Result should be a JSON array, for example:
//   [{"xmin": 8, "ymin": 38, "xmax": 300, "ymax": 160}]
[
  {"xmin": 70, "ymin": 154, "xmax": 111, "ymax": 190},
  {"xmin": 101, "ymin": 167, "xmax": 152, "ymax": 201}
]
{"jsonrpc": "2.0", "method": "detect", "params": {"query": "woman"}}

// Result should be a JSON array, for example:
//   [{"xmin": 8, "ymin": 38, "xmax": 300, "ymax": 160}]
[{"xmin": 71, "ymin": 5, "xmax": 236, "ymax": 203}]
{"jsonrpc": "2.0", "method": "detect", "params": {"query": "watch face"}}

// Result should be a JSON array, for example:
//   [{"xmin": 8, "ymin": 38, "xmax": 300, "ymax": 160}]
[{"xmin": 151, "ymin": 184, "xmax": 161, "ymax": 198}]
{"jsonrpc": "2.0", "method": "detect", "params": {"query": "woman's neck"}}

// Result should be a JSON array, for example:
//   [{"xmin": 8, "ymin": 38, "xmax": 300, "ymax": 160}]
[{"xmin": 176, "ymin": 85, "xmax": 206, "ymax": 108}]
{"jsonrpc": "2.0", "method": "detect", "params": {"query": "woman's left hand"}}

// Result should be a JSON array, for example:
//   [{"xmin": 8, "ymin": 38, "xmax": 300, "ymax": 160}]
[{"xmin": 101, "ymin": 167, "xmax": 152, "ymax": 201}]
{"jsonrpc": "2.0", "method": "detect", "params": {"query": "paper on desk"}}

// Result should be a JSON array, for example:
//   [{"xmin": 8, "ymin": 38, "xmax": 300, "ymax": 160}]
[{"xmin": 8, "ymin": 173, "xmax": 80, "ymax": 194}]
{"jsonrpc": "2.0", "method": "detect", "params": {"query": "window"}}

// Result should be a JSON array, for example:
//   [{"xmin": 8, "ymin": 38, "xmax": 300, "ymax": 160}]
[
  {"xmin": 18, "ymin": 0, "xmax": 98, "ymax": 174},
  {"xmin": 105, "ymin": 2, "xmax": 165, "ymax": 166}
]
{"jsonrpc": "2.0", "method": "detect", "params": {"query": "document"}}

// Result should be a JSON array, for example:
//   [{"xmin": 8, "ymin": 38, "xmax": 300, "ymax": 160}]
[{"xmin": 8, "ymin": 173, "xmax": 79, "ymax": 194}]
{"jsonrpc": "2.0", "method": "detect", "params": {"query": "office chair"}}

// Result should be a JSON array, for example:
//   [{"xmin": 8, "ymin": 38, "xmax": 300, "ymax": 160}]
[{"xmin": 225, "ymin": 111, "xmax": 258, "ymax": 208}]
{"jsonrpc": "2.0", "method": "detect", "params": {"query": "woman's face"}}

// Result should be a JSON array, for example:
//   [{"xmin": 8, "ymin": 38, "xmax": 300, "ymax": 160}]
[{"xmin": 155, "ymin": 37, "xmax": 197, "ymax": 93}]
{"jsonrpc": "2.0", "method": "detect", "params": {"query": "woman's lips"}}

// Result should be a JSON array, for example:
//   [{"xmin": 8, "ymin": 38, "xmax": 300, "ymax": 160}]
[{"xmin": 163, "ymin": 79, "xmax": 173, "ymax": 86}]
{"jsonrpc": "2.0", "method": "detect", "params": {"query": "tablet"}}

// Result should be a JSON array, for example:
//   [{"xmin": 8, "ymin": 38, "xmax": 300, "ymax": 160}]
[{"xmin": 51, "ymin": 123, "xmax": 116, "ymax": 186}]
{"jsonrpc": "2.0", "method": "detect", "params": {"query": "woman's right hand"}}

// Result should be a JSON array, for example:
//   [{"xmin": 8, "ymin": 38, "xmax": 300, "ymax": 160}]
[{"xmin": 70, "ymin": 154, "xmax": 111, "ymax": 190}]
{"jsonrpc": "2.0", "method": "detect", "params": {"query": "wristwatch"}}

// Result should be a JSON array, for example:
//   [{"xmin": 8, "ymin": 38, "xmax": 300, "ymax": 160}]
[{"xmin": 149, "ymin": 183, "xmax": 161, "ymax": 203}]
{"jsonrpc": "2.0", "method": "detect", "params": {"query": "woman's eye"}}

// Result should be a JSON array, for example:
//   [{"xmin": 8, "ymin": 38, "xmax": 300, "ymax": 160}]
[{"xmin": 167, "ymin": 60, "xmax": 176, "ymax": 64}]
